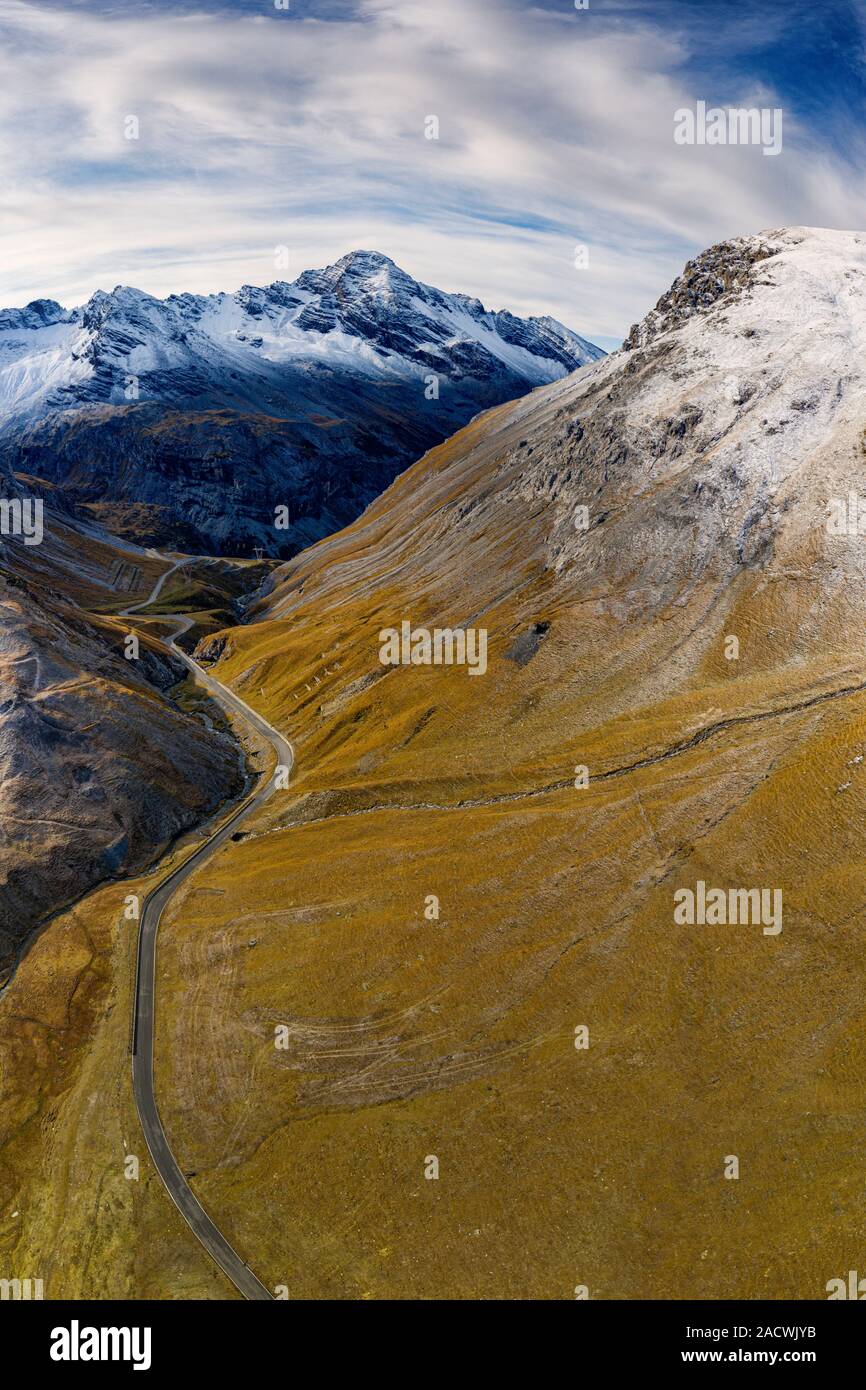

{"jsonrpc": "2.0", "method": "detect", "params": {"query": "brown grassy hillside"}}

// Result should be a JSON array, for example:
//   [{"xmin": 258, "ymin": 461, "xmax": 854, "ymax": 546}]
[{"xmin": 144, "ymin": 229, "xmax": 866, "ymax": 1299}]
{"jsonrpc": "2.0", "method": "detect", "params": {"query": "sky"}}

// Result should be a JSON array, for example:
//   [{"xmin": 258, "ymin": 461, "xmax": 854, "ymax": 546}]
[{"xmin": 1, "ymin": 0, "xmax": 865, "ymax": 349}]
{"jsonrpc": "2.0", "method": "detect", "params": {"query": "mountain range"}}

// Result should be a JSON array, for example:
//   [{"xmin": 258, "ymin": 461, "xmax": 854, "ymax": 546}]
[
  {"xmin": 0, "ymin": 251, "xmax": 602, "ymax": 555},
  {"xmin": 4, "ymin": 226, "xmax": 863, "ymax": 1301}
]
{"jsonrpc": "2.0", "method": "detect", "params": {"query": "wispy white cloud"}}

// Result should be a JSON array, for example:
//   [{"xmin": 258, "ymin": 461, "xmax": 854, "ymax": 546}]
[{"xmin": 0, "ymin": 0, "xmax": 863, "ymax": 343}]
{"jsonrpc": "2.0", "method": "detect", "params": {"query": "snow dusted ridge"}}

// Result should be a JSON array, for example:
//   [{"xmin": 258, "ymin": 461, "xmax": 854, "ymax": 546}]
[
  {"xmin": 493, "ymin": 226, "xmax": 866, "ymax": 610},
  {"xmin": 623, "ymin": 234, "xmax": 778, "ymax": 350},
  {"xmin": 0, "ymin": 250, "xmax": 602, "ymax": 425}
]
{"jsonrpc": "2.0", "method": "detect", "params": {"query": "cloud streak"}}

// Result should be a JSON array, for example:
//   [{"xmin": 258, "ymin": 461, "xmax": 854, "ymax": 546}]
[{"xmin": 0, "ymin": 0, "xmax": 864, "ymax": 344}]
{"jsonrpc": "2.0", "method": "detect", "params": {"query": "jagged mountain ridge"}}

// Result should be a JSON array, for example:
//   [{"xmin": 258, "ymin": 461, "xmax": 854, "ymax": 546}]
[{"xmin": 0, "ymin": 251, "xmax": 602, "ymax": 556}]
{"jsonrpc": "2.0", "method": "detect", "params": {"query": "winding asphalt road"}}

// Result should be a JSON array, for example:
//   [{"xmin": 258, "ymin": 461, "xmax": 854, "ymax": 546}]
[{"xmin": 123, "ymin": 557, "xmax": 293, "ymax": 1301}]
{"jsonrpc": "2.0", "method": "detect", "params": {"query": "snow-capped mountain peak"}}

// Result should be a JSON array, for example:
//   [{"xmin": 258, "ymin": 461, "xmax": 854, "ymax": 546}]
[
  {"xmin": 0, "ymin": 298, "xmax": 69, "ymax": 333},
  {"xmin": 0, "ymin": 252, "xmax": 602, "ymax": 428},
  {"xmin": 0, "ymin": 253, "xmax": 603, "ymax": 556}
]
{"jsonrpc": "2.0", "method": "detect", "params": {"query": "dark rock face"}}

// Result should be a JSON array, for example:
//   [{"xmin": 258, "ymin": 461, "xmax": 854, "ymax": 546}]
[
  {"xmin": 195, "ymin": 633, "xmax": 230, "ymax": 665},
  {"xmin": 504, "ymin": 621, "xmax": 550, "ymax": 667},
  {"xmin": 4, "ymin": 389, "xmax": 468, "ymax": 556},
  {"xmin": 0, "ymin": 252, "xmax": 603, "ymax": 557}
]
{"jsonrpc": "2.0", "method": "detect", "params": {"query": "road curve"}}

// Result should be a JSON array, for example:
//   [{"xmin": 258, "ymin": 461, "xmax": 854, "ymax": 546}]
[{"xmin": 123, "ymin": 560, "xmax": 293, "ymax": 1301}]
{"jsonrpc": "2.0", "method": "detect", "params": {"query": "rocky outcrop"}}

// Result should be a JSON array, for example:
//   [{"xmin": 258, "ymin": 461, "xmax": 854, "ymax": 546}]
[{"xmin": 624, "ymin": 236, "xmax": 778, "ymax": 349}]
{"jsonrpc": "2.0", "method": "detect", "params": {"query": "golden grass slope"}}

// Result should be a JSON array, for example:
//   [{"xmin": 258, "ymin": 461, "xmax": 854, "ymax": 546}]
[{"xmin": 145, "ymin": 231, "xmax": 866, "ymax": 1298}]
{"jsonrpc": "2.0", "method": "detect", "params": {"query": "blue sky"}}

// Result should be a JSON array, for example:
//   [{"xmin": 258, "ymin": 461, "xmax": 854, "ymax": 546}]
[{"xmin": 1, "ymin": 0, "xmax": 864, "ymax": 348}]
